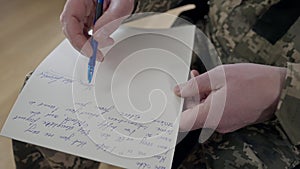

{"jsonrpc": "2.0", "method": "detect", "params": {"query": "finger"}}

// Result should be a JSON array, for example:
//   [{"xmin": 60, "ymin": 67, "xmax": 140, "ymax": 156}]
[
  {"xmin": 87, "ymin": 36, "xmax": 113, "ymax": 62},
  {"xmin": 190, "ymin": 70, "xmax": 200, "ymax": 78},
  {"xmin": 93, "ymin": 13, "xmax": 123, "ymax": 41},
  {"xmin": 93, "ymin": 0, "xmax": 133, "ymax": 40},
  {"xmin": 80, "ymin": 39, "xmax": 93, "ymax": 57},
  {"xmin": 83, "ymin": 38, "xmax": 104, "ymax": 61},
  {"xmin": 96, "ymin": 49, "xmax": 104, "ymax": 62},
  {"xmin": 61, "ymin": 0, "xmax": 94, "ymax": 53},
  {"xmin": 182, "ymin": 70, "xmax": 201, "ymax": 110},
  {"xmin": 174, "ymin": 71, "xmax": 211, "ymax": 97},
  {"xmin": 94, "ymin": 37, "xmax": 114, "ymax": 62},
  {"xmin": 94, "ymin": 36, "xmax": 115, "ymax": 49},
  {"xmin": 182, "ymin": 96, "xmax": 199, "ymax": 111},
  {"xmin": 82, "ymin": 33, "xmax": 114, "ymax": 59},
  {"xmin": 94, "ymin": 0, "xmax": 132, "ymax": 32},
  {"xmin": 62, "ymin": 16, "xmax": 89, "ymax": 52},
  {"xmin": 179, "ymin": 95, "xmax": 211, "ymax": 132},
  {"xmin": 103, "ymin": 0, "xmax": 110, "ymax": 11},
  {"xmin": 82, "ymin": 43, "xmax": 103, "ymax": 62},
  {"xmin": 61, "ymin": 0, "xmax": 91, "ymax": 21}
]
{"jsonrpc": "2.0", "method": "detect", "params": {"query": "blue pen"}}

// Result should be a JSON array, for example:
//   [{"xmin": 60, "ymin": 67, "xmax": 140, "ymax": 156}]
[{"xmin": 88, "ymin": 0, "xmax": 104, "ymax": 83}]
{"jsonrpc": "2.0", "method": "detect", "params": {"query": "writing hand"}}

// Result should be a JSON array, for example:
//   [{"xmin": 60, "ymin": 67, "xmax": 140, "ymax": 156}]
[{"xmin": 60, "ymin": 0, "xmax": 134, "ymax": 60}]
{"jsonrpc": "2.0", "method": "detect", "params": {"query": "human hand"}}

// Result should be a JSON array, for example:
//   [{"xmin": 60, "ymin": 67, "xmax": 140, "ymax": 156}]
[
  {"xmin": 175, "ymin": 63, "xmax": 287, "ymax": 133},
  {"xmin": 60, "ymin": 0, "xmax": 135, "ymax": 60}
]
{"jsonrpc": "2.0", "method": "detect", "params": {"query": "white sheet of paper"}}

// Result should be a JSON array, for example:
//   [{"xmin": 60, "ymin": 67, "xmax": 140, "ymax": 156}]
[{"xmin": 1, "ymin": 25, "xmax": 195, "ymax": 169}]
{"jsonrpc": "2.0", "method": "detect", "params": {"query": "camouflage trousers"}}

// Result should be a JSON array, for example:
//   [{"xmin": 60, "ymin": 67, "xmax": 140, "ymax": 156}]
[
  {"xmin": 179, "ymin": 119, "xmax": 300, "ymax": 169},
  {"xmin": 13, "ymin": 141, "xmax": 99, "ymax": 169}
]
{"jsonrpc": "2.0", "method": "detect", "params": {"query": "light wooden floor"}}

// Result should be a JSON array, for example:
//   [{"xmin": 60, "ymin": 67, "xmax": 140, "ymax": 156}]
[
  {"xmin": 0, "ymin": 0, "xmax": 65, "ymax": 168},
  {"xmin": 0, "ymin": 0, "xmax": 194, "ymax": 168}
]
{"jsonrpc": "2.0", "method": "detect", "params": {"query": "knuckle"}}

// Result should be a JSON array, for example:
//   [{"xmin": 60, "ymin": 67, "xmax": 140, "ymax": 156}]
[{"xmin": 60, "ymin": 13, "xmax": 66, "ymax": 24}]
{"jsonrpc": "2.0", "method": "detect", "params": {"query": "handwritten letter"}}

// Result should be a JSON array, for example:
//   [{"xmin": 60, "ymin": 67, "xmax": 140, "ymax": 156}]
[{"xmin": 1, "ymin": 25, "xmax": 195, "ymax": 169}]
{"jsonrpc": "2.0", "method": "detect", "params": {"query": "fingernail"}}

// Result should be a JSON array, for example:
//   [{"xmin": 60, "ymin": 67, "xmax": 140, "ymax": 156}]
[
  {"xmin": 96, "ymin": 50, "xmax": 104, "ymax": 62},
  {"xmin": 191, "ymin": 73, "xmax": 195, "ymax": 78},
  {"xmin": 174, "ymin": 85, "xmax": 181, "ymax": 96},
  {"xmin": 81, "ymin": 43, "xmax": 93, "ymax": 57},
  {"xmin": 97, "ymin": 56, "xmax": 104, "ymax": 62}
]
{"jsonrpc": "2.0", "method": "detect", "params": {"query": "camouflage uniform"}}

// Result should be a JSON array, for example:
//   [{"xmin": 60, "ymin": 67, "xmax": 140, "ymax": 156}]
[
  {"xmin": 138, "ymin": 0, "xmax": 300, "ymax": 168},
  {"xmin": 13, "ymin": 0, "xmax": 300, "ymax": 168}
]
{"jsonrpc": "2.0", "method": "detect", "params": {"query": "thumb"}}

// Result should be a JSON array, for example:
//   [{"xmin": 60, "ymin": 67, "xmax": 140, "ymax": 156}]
[
  {"xmin": 180, "ymin": 94, "xmax": 211, "ymax": 132},
  {"xmin": 190, "ymin": 70, "xmax": 200, "ymax": 77},
  {"xmin": 174, "ymin": 71, "xmax": 211, "ymax": 97},
  {"xmin": 93, "ymin": 11, "xmax": 124, "ymax": 41}
]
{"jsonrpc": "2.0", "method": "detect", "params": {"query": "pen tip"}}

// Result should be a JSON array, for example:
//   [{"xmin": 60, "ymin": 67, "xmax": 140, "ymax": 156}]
[
  {"xmin": 88, "ymin": 67, "xmax": 93, "ymax": 83},
  {"xmin": 88, "ymin": 73, "xmax": 93, "ymax": 83}
]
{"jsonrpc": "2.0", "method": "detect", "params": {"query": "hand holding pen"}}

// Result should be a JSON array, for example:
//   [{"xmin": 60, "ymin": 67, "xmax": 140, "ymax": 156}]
[
  {"xmin": 60, "ymin": 0, "xmax": 135, "ymax": 61},
  {"xmin": 87, "ymin": 0, "xmax": 104, "ymax": 83}
]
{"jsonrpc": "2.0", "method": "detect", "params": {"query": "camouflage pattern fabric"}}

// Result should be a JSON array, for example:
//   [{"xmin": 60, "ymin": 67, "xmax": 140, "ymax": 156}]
[
  {"xmin": 13, "ymin": 0, "xmax": 300, "ymax": 168},
  {"xmin": 205, "ymin": 0, "xmax": 300, "ymax": 144},
  {"xmin": 13, "ymin": 140, "xmax": 99, "ymax": 169},
  {"xmin": 179, "ymin": 119, "xmax": 300, "ymax": 169},
  {"xmin": 178, "ymin": 0, "xmax": 300, "ymax": 168},
  {"xmin": 134, "ymin": 0, "xmax": 182, "ymax": 13},
  {"xmin": 206, "ymin": 0, "xmax": 300, "ymax": 66},
  {"xmin": 276, "ymin": 63, "xmax": 300, "ymax": 145}
]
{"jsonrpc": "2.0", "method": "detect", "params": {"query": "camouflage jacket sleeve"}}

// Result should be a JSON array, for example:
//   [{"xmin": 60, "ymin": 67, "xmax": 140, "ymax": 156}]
[
  {"xmin": 276, "ymin": 63, "xmax": 300, "ymax": 145},
  {"xmin": 133, "ymin": 0, "xmax": 183, "ymax": 13}
]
